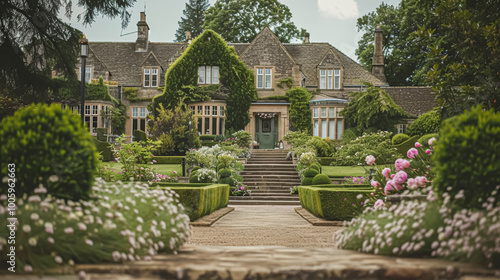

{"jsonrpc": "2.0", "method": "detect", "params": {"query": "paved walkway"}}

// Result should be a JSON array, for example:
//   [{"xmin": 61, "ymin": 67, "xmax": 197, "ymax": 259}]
[{"xmin": 187, "ymin": 205, "xmax": 341, "ymax": 247}]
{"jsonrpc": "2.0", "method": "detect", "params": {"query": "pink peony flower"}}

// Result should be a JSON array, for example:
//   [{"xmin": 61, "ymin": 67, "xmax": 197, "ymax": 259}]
[
  {"xmin": 407, "ymin": 148, "xmax": 418, "ymax": 159},
  {"xmin": 48, "ymin": 237, "xmax": 55, "ymax": 243},
  {"xmin": 24, "ymin": 264, "xmax": 33, "ymax": 272},
  {"xmin": 365, "ymin": 155, "xmax": 376, "ymax": 165},
  {"xmin": 393, "ymin": 171, "xmax": 408, "ymax": 185},
  {"xmin": 240, "ymin": 186, "xmax": 245, "ymax": 190},
  {"xmin": 384, "ymin": 181, "xmax": 394, "ymax": 195},
  {"xmin": 415, "ymin": 176, "xmax": 427, "ymax": 186},
  {"xmin": 428, "ymin": 137, "xmax": 436, "ymax": 146},
  {"xmin": 426, "ymin": 149, "xmax": 431, "ymax": 154},
  {"xmin": 382, "ymin": 168, "xmax": 391, "ymax": 179},
  {"xmin": 402, "ymin": 160, "xmax": 410, "ymax": 169},
  {"xmin": 391, "ymin": 174, "xmax": 395, "ymax": 179},
  {"xmin": 407, "ymin": 178, "xmax": 418, "ymax": 190},
  {"xmin": 395, "ymin": 159, "xmax": 405, "ymax": 171},
  {"xmin": 371, "ymin": 180, "xmax": 380, "ymax": 188},
  {"xmin": 64, "ymin": 227, "xmax": 74, "ymax": 234},
  {"xmin": 415, "ymin": 142, "xmax": 421, "ymax": 148},
  {"xmin": 374, "ymin": 199, "xmax": 385, "ymax": 209}
]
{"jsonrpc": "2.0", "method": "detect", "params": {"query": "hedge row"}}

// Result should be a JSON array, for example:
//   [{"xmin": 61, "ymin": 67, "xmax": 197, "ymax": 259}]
[
  {"xmin": 201, "ymin": 141, "xmax": 218, "ymax": 147},
  {"xmin": 93, "ymin": 137, "xmax": 114, "ymax": 162},
  {"xmin": 318, "ymin": 157, "xmax": 334, "ymax": 166},
  {"xmin": 299, "ymin": 185, "xmax": 372, "ymax": 221},
  {"xmin": 200, "ymin": 135, "xmax": 216, "ymax": 141},
  {"xmin": 392, "ymin": 135, "xmax": 419, "ymax": 156},
  {"xmin": 152, "ymin": 184, "xmax": 229, "ymax": 221},
  {"xmin": 153, "ymin": 156, "xmax": 185, "ymax": 164}
]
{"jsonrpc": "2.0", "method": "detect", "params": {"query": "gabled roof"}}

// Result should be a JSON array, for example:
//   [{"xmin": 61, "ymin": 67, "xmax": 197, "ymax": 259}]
[
  {"xmin": 239, "ymin": 26, "xmax": 298, "ymax": 65},
  {"xmin": 383, "ymin": 87, "xmax": 437, "ymax": 117},
  {"xmin": 318, "ymin": 48, "xmax": 342, "ymax": 68}
]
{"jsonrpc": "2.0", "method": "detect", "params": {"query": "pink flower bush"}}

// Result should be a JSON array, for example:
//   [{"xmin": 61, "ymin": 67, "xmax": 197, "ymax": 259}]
[
  {"xmin": 428, "ymin": 137, "xmax": 436, "ymax": 146},
  {"xmin": 374, "ymin": 199, "xmax": 385, "ymax": 209},
  {"xmin": 395, "ymin": 159, "xmax": 410, "ymax": 171},
  {"xmin": 365, "ymin": 155, "xmax": 376, "ymax": 165},
  {"xmin": 382, "ymin": 168, "xmax": 391, "ymax": 179},
  {"xmin": 371, "ymin": 180, "xmax": 380, "ymax": 188},
  {"xmin": 415, "ymin": 142, "xmax": 421, "ymax": 148},
  {"xmin": 393, "ymin": 171, "xmax": 408, "ymax": 185},
  {"xmin": 407, "ymin": 178, "xmax": 418, "ymax": 190},
  {"xmin": 407, "ymin": 148, "xmax": 418, "ymax": 159}
]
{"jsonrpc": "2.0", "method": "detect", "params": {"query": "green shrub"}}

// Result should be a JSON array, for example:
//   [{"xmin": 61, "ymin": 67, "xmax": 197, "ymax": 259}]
[
  {"xmin": 216, "ymin": 163, "xmax": 224, "ymax": 171},
  {"xmin": 286, "ymin": 87, "xmax": 312, "ymax": 133},
  {"xmin": 312, "ymin": 174, "xmax": 331, "ymax": 185},
  {"xmin": 153, "ymin": 156, "xmax": 185, "ymax": 164},
  {"xmin": 95, "ymin": 128, "xmax": 107, "ymax": 141},
  {"xmin": 299, "ymin": 186, "xmax": 372, "ymax": 220},
  {"xmin": 233, "ymin": 130, "xmax": 252, "ymax": 148},
  {"xmin": 93, "ymin": 138, "xmax": 114, "ymax": 162},
  {"xmin": 310, "ymin": 163, "xmax": 321, "ymax": 172},
  {"xmin": 200, "ymin": 135, "xmax": 216, "ymax": 141},
  {"xmin": 191, "ymin": 166, "xmax": 202, "ymax": 173},
  {"xmin": 392, "ymin": 135, "xmax": 419, "ymax": 156},
  {"xmin": 85, "ymin": 77, "xmax": 113, "ymax": 101},
  {"xmin": 341, "ymin": 128, "xmax": 360, "ymax": 144},
  {"xmin": 155, "ymin": 184, "xmax": 229, "ymax": 221},
  {"xmin": 417, "ymin": 133, "xmax": 438, "ymax": 148},
  {"xmin": 217, "ymin": 154, "xmax": 234, "ymax": 168},
  {"xmin": 433, "ymin": 106, "xmax": 500, "ymax": 209},
  {"xmin": 133, "ymin": 130, "xmax": 148, "ymax": 142},
  {"xmin": 259, "ymin": 95, "xmax": 289, "ymax": 101},
  {"xmin": 0, "ymin": 104, "xmax": 98, "ymax": 201},
  {"xmin": 218, "ymin": 168, "xmax": 232, "ymax": 178},
  {"xmin": 318, "ymin": 157, "xmax": 334, "ymax": 166},
  {"xmin": 301, "ymin": 177, "xmax": 313, "ymax": 186},
  {"xmin": 306, "ymin": 136, "xmax": 334, "ymax": 157},
  {"xmin": 303, "ymin": 168, "xmax": 319, "ymax": 178},
  {"xmin": 201, "ymin": 141, "xmax": 217, "ymax": 147},
  {"xmin": 407, "ymin": 108, "xmax": 441, "ymax": 137},
  {"xmin": 392, "ymin": 133, "xmax": 410, "ymax": 145},
  {"xmin": 218, "ymin": 176, "xmax": 236, "ymax": 186}
]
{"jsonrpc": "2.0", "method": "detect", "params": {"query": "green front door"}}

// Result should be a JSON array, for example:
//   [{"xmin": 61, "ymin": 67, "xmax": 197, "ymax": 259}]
[{"xmin": 255, "ymin": 116, "xmax": 278, "ymax": 149}]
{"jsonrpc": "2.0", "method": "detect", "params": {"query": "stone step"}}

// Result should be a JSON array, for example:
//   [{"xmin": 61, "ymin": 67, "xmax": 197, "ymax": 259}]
[
  {"xmin": 243, "ymin": 168, "xmax": 297, "ymax": 173},
  {"xmin": 241, "ymin": 171, "xmax": 299, "ymax": 175},
  {"xmin": 230, "ymin": 195, "xmax": 299, "ymax": 201},
  {"xmin": 242, "ymin": 174, "xmax": 300, "ymax": 179},
  {"xmin": 228, "ymin": 200, "xmax": 301, "ymax": 206},
  {"xmin": 250, "ymin": 154, "xmax": 289, "ymax": 158},
  {"xmin": 242, "ymin": 177, "xmax": 301, "ymax": 182},
  {"xmin": 250, "ymin": 191, "xmax": 292, "ymax": 195},
  {"xmin": 244, "ymin": 181, "xmax": 300, "ymax": 186},
  {"xmin": 247, "ymin": 159, "xmax": 291, "ymax": 163}
]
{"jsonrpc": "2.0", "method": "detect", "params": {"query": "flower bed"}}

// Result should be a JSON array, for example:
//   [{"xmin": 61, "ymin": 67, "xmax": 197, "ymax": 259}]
[
  {"xmin": 152, "ymin": 184, "xmax": 229, "ymax": 221},
  {"xmin": 299, "ymin": 185, "xmax": 372, "ymax": 220}
]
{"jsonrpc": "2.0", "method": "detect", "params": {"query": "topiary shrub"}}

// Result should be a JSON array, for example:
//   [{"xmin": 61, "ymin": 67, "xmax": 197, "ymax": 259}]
[
  {"xmin": 407, "ymin": 108, "xmax": 441, "ymax": 137},
  {"xmin": 312, "ymin": 174, "xmax": 331, "ymax": 185},
  {"xmin": 93, "ymin": 137, "xmax": 114, "ymax": 162},
  {"xmin": 301, "ymin": 177, "xmax": 313, "ymax": 186},
  {"xmin": 218, "ymin": 168, "xmax": 232, "ymax": 178},
  {"xmin": 218, "ymin": 176, "xmax": 236, "ymax": 186},
  {"xmin": 191, "ymin": 166, "xmax": 202, "ymax": 173},
  {"xmin": 233, "ymin": 130, "xmax": 252, "ymax": 148},
  {"xmin": 133, "ymin": 129, "xmax": 148, "ymax": 142},
  {"xmin": 306, "ymin": 136, "xmax": 334, "ymax": 157},
  {"xmin": 310, "ymin": 163, "xmax": 321, "ymax": 172},
  {"xmin": 433, "ymin": 106, "xmax": 500, "ymax": 209},
  {"xmin": 95, "ymin": 128, "xmax": 107, "ymax": 141},
  {"xmin": 303, "ymin": 168, "xmax": 319, "ymax": 178},
  {"xmin": 392, "ymin": 133, "xmax": 410, "ymax": 145},
  {"xmin": 0, "ymin": 104, "xmax": 98, "ymax": 201},
  {"xmin": 417, "ymin": 133, "xmax": 438, "ymax": 148},
  {"xmin": 216, "ymin": 163, "xmax": 225, "ymax": 171}
]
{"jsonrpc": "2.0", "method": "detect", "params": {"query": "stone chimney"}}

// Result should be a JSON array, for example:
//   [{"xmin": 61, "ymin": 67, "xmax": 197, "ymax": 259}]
[
  {"xmin": 185, "ymin": 31, "xmax": 192, "ymax": 43},
  {"xmin": 135, "ymin": 12, "xmax": 149, "ymax": 52},
  {"xmin": 304, "ymin": 32, "xmax": 310, "ymax": 44},
  {"xmin": 371, "ymin": 26, "xmax": 386, "ymax": 83}
]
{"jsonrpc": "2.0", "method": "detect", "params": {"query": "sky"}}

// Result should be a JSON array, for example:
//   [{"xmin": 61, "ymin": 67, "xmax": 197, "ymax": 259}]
[{"xmin": 63, "ymin": 0, "xmax": 401, "ymax": 62}]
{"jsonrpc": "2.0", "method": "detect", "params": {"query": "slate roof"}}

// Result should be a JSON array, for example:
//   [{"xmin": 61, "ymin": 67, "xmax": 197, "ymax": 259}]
[{"xmin": 383, "ymin": 87, "xmax": 437, "ymax": 117}]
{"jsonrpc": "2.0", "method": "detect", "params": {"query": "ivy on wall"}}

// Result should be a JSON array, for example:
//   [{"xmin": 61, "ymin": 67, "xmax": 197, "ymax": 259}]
[
  {"xmin": 152, "ymin": 29, "xmax": 257, "ymax": 131},
  {"xmin": 286, "ymin": 87, "xmax": 312, "ymax": 133}
]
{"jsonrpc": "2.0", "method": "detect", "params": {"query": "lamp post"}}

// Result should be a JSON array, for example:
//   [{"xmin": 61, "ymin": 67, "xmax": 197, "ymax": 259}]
[{"xmin": 79, "ymin": 35, "xmax": 88, "ymax": 125}]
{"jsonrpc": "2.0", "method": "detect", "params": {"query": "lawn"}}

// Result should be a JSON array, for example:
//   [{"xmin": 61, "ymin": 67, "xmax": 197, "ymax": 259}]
[
  {"xmin": 321, "ymin": 165, "xmax": 367, "ymax": 178},
  {"xmin": 100, "ymin": 162, "xmax": 183, "ymax": 176}
]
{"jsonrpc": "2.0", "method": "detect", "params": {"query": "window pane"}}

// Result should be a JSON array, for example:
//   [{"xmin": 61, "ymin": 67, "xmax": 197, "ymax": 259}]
[
  {"xmin": 133, "ymin": 119, "xmax": 138, "ymax": 132},
  {"xmin": 93, "ymin": 117, "xmax": 98, "ymax": 132},
  {"xmin": 85, "ymin": 67, "xmax": 92, "ymax": 83},
  {"xmin": 205, "ymin": 118, "xmax": 210, "ymax": 134},
  {"xmin": 265, "ymin": 68, "xmax": 272, "ymax": 89},
  {"xmin": 212, "ymin": 106, "xmax": 217, "ymax": 116},
  {"xmin": 321, "ymin": 107, "xmax": 327, "ymax": 118},
  {"xmin": 85, "ymin": 116, "xmax": 90, "ymax": 131},
  {"xmin": 212, "ymin": 66, "xmax": 219, "ymax": 84},
  {"xmin": 132, "ymin": 107, "xmax": 138, "ymax": 118},
  {"xmin": 206, "ymin": 66, "xmax": 211, "ymax": 84},
  {"xmin": 321, "ymin": 120, "xmax": 327, "ymax": 138},
  {"xmin": 152, "ymin": 69, "xmax": 158, "ymax": 87},
  {"xmin": 336, "ymin": 107, "xmax": 343, "ymax": 118},
  {"xmin": 313, "ymin": 108, "xmax": 318, "ymax": 118},
  {"xmin": 329, "ymin": 120, "xmax": 335, "ymax": 139},
  {"xmin": 198, "ymin": 66, "xmax": 205, "ymax": 84},
  {"xmin": 140, "ymin": 108, "xmax": 146, "ymax": 117},
  {"xmin": 257, "ymin": 68, "xmax": 263, "ymax": 88},
  {"xmin": 219, "ymin": 118, "xmax": 224, "ymax": 135},
  {"xmin": 144, "ymin": 69, "xmax": 150, "ymax": 87},
  {"xmin": 220, "ymin": 106, "xmax": 224, "ymax": 116},
  {"xmin": 329, "ymin": 107, "xmax": 335, "ymax": 118},
  {"xmin": 140, "ymin": 119, "xmax": 146, "ymax": 131},
  {"xmin": 85, "ymin": 105, "xmax": 90, "ymax": 115},
  {"xmin": 334, "ymin": 69, "xmax": 340, "ymax": 89},
  {"xmin": 212, "ymin": 118, "xmax": 217, "ymax": 135},
  {"xmin": 337, "ymin": 119, "xmax": 343, "ymax": 139},
  {"xmin": 197, "ymin": 106, "xmax": 202, "ymax": 115},
  {"xmin": 205, "ymin": 106, "xmax": 210, "ymax": 116},
  {"xmin": 190, "ymin": 106, "xmax": 195, "ymax": 115},
  {"xmin": 198, "ymin": 117, "xmax": 202, "ymax": 134},
  {"xmin": 92, "ymin": 105, "xmax": 98, "ymax": 115},
  {"xmin": 320, "ymin": 70, "xmax": 326, "ymax": 89},
  {"xmin": 328, "ymin": 70, "xmax": 333, "ymax": 89},
  {"xmin": 313, "ymin": 120, "xmax": 319, "ymax": 136}
]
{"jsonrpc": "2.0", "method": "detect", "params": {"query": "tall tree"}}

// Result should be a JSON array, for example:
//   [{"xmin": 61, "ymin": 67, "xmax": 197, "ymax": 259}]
[
  {"xmin": 203, "ymin": 0, "xmax": 305, "ymax": 43},
  {"xmin": 175, "ymin": 0, "xmax": 209, "ymax": 42},
  {"xmin": 416, "ymin": 0, "xmax": 500, "ymax": 116},
  {"xmin": 0, "ymin": 0, "xmax": 136, "ymax": 112},
  {"xmin": 355, "ymin": 0, "xmax": 435, "ymax": 86}
]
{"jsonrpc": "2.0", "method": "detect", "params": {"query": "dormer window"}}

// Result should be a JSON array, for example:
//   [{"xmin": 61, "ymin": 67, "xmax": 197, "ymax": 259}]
[
  {"xmin": 320, "ymin": 68, "xmax": 341, "ymax": 90},
  {"xmin": 198, "ymin": 66, "xmax": 219, "ymax": 85},
  {"xmin": 144, "ymin": 67, "xmax": 159, "ymax": 87},
  {"xmin": 256, "ymin": 67, "xmax": 273, "ymax": 89}
]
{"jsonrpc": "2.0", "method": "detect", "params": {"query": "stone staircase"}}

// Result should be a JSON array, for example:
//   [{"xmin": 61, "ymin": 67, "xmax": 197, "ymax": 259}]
[{"xmin": 229, "ymin": 149, "xmax": 301, "ymax": 205}]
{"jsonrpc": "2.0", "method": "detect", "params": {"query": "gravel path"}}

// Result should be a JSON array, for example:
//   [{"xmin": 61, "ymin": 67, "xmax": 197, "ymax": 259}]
[{"xmin": 187, "ymin": 205, "xmax": 342, "ymax": 247}]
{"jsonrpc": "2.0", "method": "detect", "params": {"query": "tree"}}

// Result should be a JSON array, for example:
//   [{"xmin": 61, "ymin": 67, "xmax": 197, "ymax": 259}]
[
  {"xmin": 286, "ymin": 87, "xmax": 312, "ymax": 133},
  {"xmin": 0, "ymin": 0, "xmax": 136, "ymax": 112},
  {"xmin": 355, "ymin": 0, "xmax": 433, "ymax": 86},
  {"xmin": 341, "ymin": 83, "xmax": 409, "ymax": 133},
  {"xmin": 174, "ymin": 0, "xmax": 210, "ymax": 42},
  {"xmin": 203, "ymin": 0, "xmax": 305, "ymax": 43},
  {"xmin": 416, "ymin": 0, "xmax": 500, "ymax": 116}
]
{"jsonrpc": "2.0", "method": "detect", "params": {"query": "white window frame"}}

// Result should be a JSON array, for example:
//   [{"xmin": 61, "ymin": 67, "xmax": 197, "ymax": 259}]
[
  {"xmin": 265, "ymin": 69, "xmax": 272, "ymax": 89},
  {"xmin": 85, "ymin": 105, "xmax": 91, "ymax": 115},
  {"xmin": 198, "ymin": 66, "xmax": 220, "ymax": 85},
  {"xmin": 334, "ymin": 69, "xmax": 341, "ymax": 89},
  {"xmin": 212, "ymin": 66, "xmax": 219, "ymax": 84},
  {"xmin": 321, "ymin": 107, "xmax": 327, "ymax": 118},
  {"xmin": 313, "ymin": 108, "xmax": 319, "ymax": 118},
  {"xmin": 398, "ymin": 124, "xmax": 407, "ymax": 134},
  {"xmin": 257, "ymin": 68, "xmax": 264, "ymax": 88},
  {"xmin": 92, "ymin": 105, "xmax": 98, "ymax": 115},
  {"xmin": 79, "ymin": 67, "xmax": 92, "ymax": 83},
  {"xmin": 132, "ymin": 107, "xmax": 138, "ymax": 118},
  {"xmin": 320, "ymin": 70, "xmax": 326, "ymax": 89},
  {"xmin": 327, "ymin": 70, "xmax": 333, "ymax": 89},
  {"xmin": 140, "ymin": 108, "xmax": 146, "ymax": 118},
  {"xmin": 151, "ymin": 69, "xmax": 158, "ymax": 87}
]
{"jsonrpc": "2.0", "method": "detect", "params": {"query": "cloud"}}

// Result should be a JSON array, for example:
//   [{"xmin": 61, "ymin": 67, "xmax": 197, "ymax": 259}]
[{"xmin": 317, "ymin": 0, "xmax": 359, "ymax": 20}]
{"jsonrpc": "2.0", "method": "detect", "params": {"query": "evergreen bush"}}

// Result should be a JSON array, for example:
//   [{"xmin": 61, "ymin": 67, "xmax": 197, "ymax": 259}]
[
  {"xmin": 301, "ymin": 177, "xmax": 313, "ymax": 186},
  {"xmin": 392, "ymin": 133, "xmax": 410, "ymax": 145},
  {"xmin": 310, "ymin": 163, "xmax": 321, "ymax": 172},
  {"xmin": 218, "ymin": 176, "xmax": 236, "ymax": 186},
  {"xmin": 303, "ymin": 168, "xmax": 319, "ymax": 178},
  {"xmin": 0, "ymin": 104, "xmax": 98, "ymax": 200},
  {"xmin": 133, "ymin": 130, "xmax": 148, "ymax": 142},
  {"xmin": 407, "ymin": 108, "xmax": 441, "ymax": 136},
  {"xmin": 418, "ymin": 133, "xmax": 438, "ymax": 148},
  {"xmin": 433, "ymin": 106, "xmax": 500, "ymax": 209},
  {"xmin": 312, "ymin": 174, "xmax": 331, "ymax": 185},
  {"xmin": 286, "ymin": 87, "xmax": 312, "ymax": 132},
  {"xmin": 218, "ymin": 168, "xmax": 232, "ymax": 178},
  {"xmin": 306, "ymin": 136, "xmax": 334, "ymax": 157}
]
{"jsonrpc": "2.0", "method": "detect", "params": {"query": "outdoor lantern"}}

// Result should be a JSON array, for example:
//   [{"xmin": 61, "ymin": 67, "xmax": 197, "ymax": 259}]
[
  {"xmin": 80, "ymin": 36, "xmax": 88, "ymax": 57},
  {"xmin": 79, "ymin": 35, "xmax": 89, "ymax": 125},
  {"xmin": 369, "ymin": 168, "xmax": 376, "ymax": 181},
  {"xmin": 279, "ymin": 140, "xmax": 284, "ymax": 149}
]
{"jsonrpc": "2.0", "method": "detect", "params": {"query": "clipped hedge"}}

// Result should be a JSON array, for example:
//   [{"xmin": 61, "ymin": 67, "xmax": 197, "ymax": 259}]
[
  {"xmin": 133, "ymin": 130, "xmax": 147, "ymax": 142},
  {"xmin": 310, "ymin": 162, "xmax": 321, "ymax": 172},
  {"xmin": 201, "ymin": 141, "xmax": 218, "ymax": 147},
  {"xmin": 392, "ymin": 133, "xmax": 410, "ymax": 145},
  {"xmin": 153, "ymin": 184, "xmax": 229, "ymax": 221},
  {"xmin": 200, "ymin": 135, "xmax": 216, "ymax": 141},
  {"xmin": 407, "ymin": 108, "xmax": 441, "ymax": 137},
  {"xmin": 312, "ymin": 174, "xmax": 331, "ymax": 185},
  {"xmin": 93, "ymin": 137, "xmax": 114, "ymax": 162},
  {"xmin": 153, "ymin": 156, "xmax": 185, "ymax": 164},
  {"xmin": 318, "ymin": 157, "xmax": 334, "ymax": 166},
  {"xmin": 299, "ymin": 186, "xmax": 372, "ymax": 220},
  {"xmin": 301, "ymin": 177, "xmax": 313, "ymax": 186},
  {"xmin": 218, "ymin": 168, "xmax": 232, "ymax": 178},
  {"xmin": 95, "ymin": 128, "xmax": 107, "ymax": 142},
  {"xmin": 392, "ymin": 135, "xmax": 419, "ymax": 156},
  {"xmin": 303, "ymin": 168, "xmax": 319, "ymax": 178}
]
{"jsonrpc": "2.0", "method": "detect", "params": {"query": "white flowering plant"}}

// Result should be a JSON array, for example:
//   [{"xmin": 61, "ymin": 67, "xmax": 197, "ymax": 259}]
[{"xmin": 0, "ymin": 179, "xmax": 190, "ymax": 273}]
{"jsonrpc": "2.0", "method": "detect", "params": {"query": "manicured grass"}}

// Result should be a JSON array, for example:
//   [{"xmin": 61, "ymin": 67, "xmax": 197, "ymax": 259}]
[
  {"xmin": 100, "ymin": 162, "xmax": 183, "ymax": 175},
  {"xmin": 321, "ymin": 166, "xmax": 367, "ymax": 178}
]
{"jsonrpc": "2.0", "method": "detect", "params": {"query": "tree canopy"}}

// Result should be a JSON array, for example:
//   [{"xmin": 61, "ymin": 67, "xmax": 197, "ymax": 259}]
[
  {"xmin": 203, "ymin": 0, "xmax": 305, "ymax": 43},
  {"xmin": 174, "ymin": 0, "xmax": 210, "ymax": 42},
  {"xmin": 341, "ymin": 83, "xmax": 409, "ymax": 133},
  {"xmin": 0, "ymin": 0, "xmax": 136, "ymax": 111}
]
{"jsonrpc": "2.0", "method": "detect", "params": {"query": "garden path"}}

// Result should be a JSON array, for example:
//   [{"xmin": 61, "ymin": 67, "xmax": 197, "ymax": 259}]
[{"xmin": 187, "ymin": 205, "xmax": 341, "ymax": 247}]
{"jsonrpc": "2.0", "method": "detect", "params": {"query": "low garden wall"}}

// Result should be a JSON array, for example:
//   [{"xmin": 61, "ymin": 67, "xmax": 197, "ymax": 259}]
[
  {"xmin": 152, "ymin": 183, "xmax": 229, "ymax": 221},
  {"xmin": 299, "ymin": 184, "xmax": 372, "ymax": 221}
]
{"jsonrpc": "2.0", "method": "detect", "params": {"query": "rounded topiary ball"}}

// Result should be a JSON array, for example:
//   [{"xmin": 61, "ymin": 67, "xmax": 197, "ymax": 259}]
[
  {"xmin": 312, "ymin": 174, "xmax": 332, "ymax": 185},
  {"xmin": 303, "ymin": 168, "xmax": 319, "ymax": 178},
  {"xmin": 392, "ymin": 133, "xmax": 410, "ymax": 145},
  {"xmin": 0, "ymin": 104, "xmax": 98, "ymax": 200},
  {"xmin": 310, "ymin": 163, "xmax": 321, "ymax": 172},
  {"xmin": 301, "ymin": 177, "xmax": 313, "ymax": 186},
  {"xmin": 433, "ymin": 106, "xmax": 500, "ymax": 209},
  {"xmin": 219, "ymin": 176, "xmax": 236, "ymax": 186},
  {"xmin": 417, "ymin": 133, "xmax": 438, "ymax": 148},
  {"xmin": 218, "ymin": 168, "xmax": 232, "ymax": 178}
]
